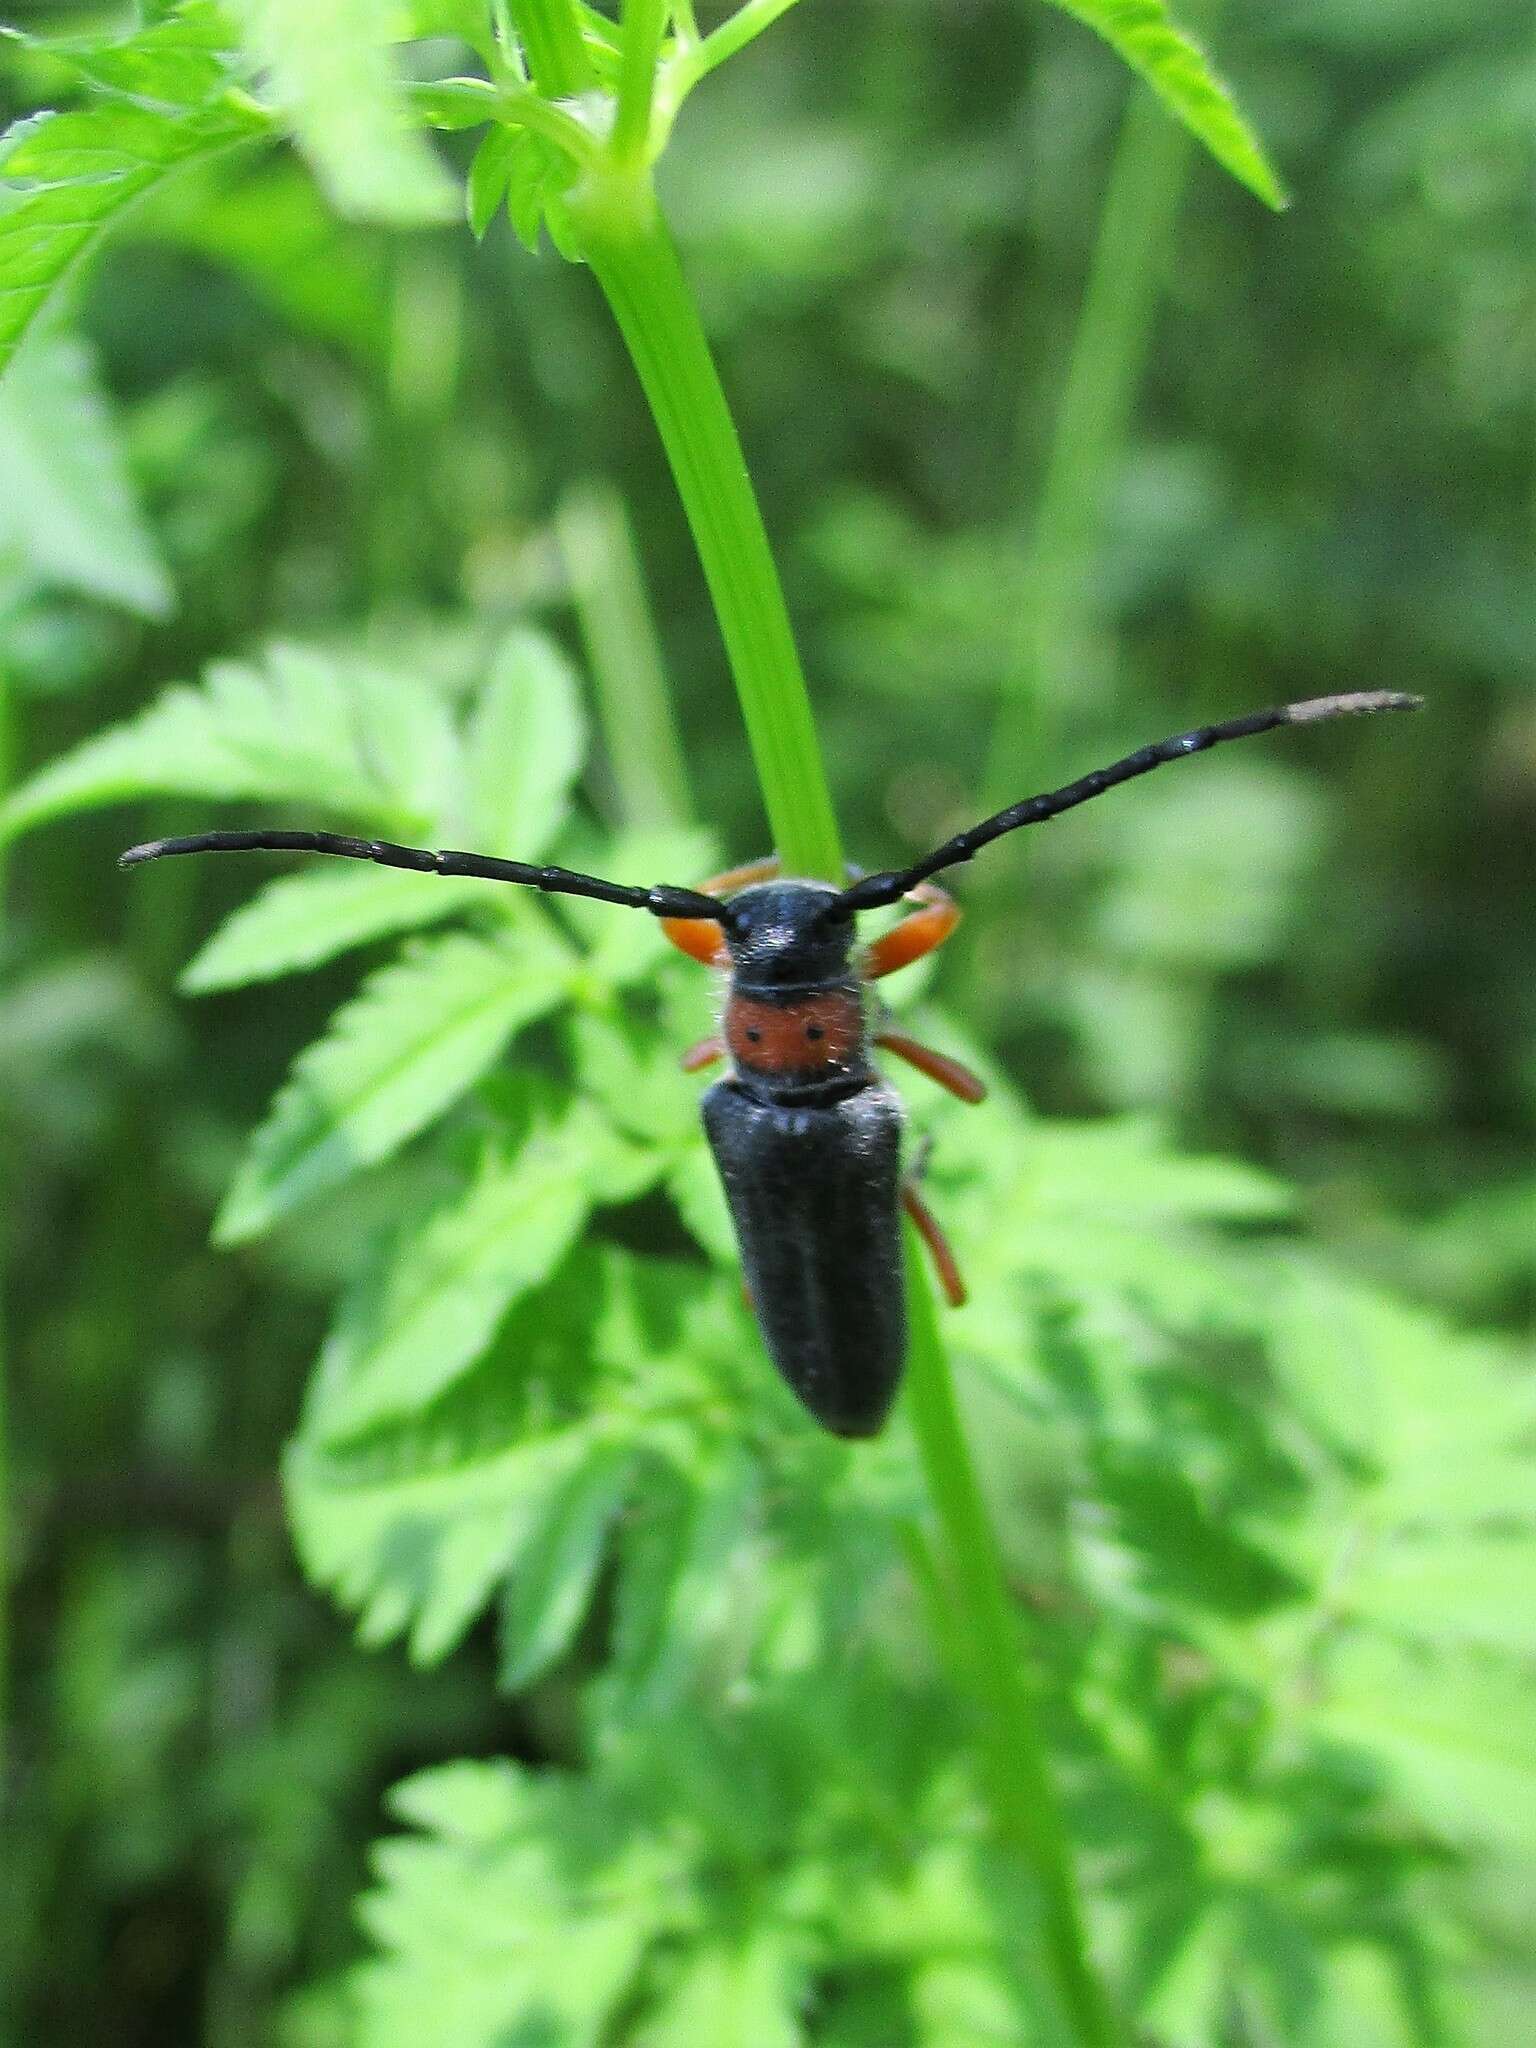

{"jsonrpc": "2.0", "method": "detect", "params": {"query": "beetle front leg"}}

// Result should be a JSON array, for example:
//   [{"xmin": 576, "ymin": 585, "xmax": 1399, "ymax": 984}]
[
  {"xmin": 862, "ymin": 879, "xmax": 962, "ymax": 980},
  {"xmin": 659, "ymin": 855, "xmax": 782, "ymax": 966}
]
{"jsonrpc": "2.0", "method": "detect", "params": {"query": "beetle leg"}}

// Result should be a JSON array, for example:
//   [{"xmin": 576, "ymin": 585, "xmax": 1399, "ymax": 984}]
[
  {"xmin": 659, "ymin": 855, "xmax": 782, "ymax": 967},
  {"xmin": 862, "ymin": 879, "xmax": 961, "ymax": 981},
  {"xmin": 659, "ymin": 913, "xmax": 730, "ymax": 966},
  {"xmin": 902, "ymin": 1179, "xmax": 967, "ymax": 1308},
  {"xmin": 696, "ymin": 855, "xmax": 783, "ymax": 894},
  {"xmin": 874, "ymin": 1028, "xmax": 986, "ymax": 1104},
  {"xmin": 680, "ymin": 1035, "xmax": 726, "ymax": 1073}
]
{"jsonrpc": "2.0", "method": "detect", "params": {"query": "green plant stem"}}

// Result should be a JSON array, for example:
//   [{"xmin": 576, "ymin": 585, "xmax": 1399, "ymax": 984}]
[
  {"xmin": 984, "ymin": 74, "xmax": 1195, "ymax": 806},
  {"xmin": 508, "ymin": 0, "xmax": 594, "ymax": 96},
  {"xmin": 573, "ymin": 178, "xmax": 842, "ymax": 880},
  {"xmin": 671, "ymin": 0, "xmax": 804, "ymax": 95},
  {"xmin": 904, "ymin": 1245, "xmax": 1117, "ymax": 2046},
  {"xmin": 568, "ymin": 147, "xmax": 1114, "ymax": 2037},
  {"xmin": 556, "ymin": 479, "xmax": 695, "ymax": 831},
  {"xmin": 614, "ymin": 0, "xmax": 667, "ymax": 167}
]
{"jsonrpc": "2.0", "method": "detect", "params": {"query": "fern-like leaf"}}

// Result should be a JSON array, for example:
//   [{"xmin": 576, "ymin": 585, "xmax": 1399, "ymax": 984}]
[
  {"xmin": 1043, "ymin": 0, "xmax": 1287, "ymax": 209},
  {"xmin": 498, "ymin": 1439, "xmax": 638, "ymax": 1689},
  {"xmin": 179, "ymin": 866, "xmax": 491, "ymax": 993},
  {"xmin": 1, "ymin": 643, "xmax": 456, "ymax": 841},
  {"xmin": 465, "ymin": 627, "xmax": 589, "ymax": 859},
  {"xmin": 0, "ymin": 333, "xmax": 172, "ymax": 614},
  {"xmin": 0, "ymin": 6, "xmax": 266, "ymax": 376},
  {"xmin": 288, "ymin": 1417, "xmax": 606, "ymax": 1665},
  {"xmin": 231, "ymin": 0, "xmax": 456, "ymax": 224},
  {"xmin": 351, "ymin": 1761, "xmax": 682, "ymax": 2048},
  {"xmin": 304, "ymin": 1104, "xmax": 616, "ymax": 1439},
  {"xmin": 215, "ymin": 929, "xmax": 571, "ymax": 1242}
]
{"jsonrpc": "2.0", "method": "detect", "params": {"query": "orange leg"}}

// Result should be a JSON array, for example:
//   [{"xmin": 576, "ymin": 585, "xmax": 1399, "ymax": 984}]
[
  {"xmin": 861, "ymin": 879, "xmax": 962, "ymax": 981},
  {"xmin": 874, "ymin": 1029, "xmax": 986, "ymax": 1104},
  {"xmin": 903, "ymin": 1180, "xmax": 967, "ymax": 1308},
  {"xmin": 680, "ymin": 1035, "xmax": 726, "ymax": 1073},
  {"xmin": 659, "ymin": 855, "xmax": 782, "ymax": 967},
  {"xmin": 696, "ymin": 855, "xmax": 783, "ymax": 894}
]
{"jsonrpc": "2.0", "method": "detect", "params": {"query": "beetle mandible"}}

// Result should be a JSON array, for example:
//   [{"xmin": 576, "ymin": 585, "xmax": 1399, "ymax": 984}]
[{"xmin": 121, "ymin": 689, "xmax": 1418, "ymax": 1437}]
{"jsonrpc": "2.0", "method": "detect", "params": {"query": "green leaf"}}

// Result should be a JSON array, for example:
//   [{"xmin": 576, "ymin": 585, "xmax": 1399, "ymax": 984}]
[
  {"xmin": 607, "ymin": 1441, "xmax": 760, "ymax": 1714},
  {"xmin": 567, "ymin": 1004, "xmax": 701, "ymax": 1150},
  {"xmin": 353, "ymin": 1762, "xmax": 676, "ymax": 2048},
  {"xmin": 399, "ymin": 0, "xmax": 497, "ymax": 59},
  {"xmin": 503, "ymin": 130, "xmax": 543, "ymax": 252},
  {"xmin": 556, "ymin": 826, "xmax": 716, "ymax": 984},
  {"xmin": 180, "ymin": 866, "xmax": 490, "ymax": 993},
  {"xmin": 641, "ymin": 1926, "xmax": 809, "ymax": 2048},
  {"xmin": 0, "ymin": 333, "xmax": 171, "ymax": 614},
  {"xmin": 504, "ymin": 130, "xmax": 579, "ymax": 256},
  {"xmin": 1042, "ymin": 0, "xmax": 1287, "ymax": 209},
  {"xmin": 288, "ymin": 1415, "xmax": 603, "ymax": 1663},
  {"xmin": 1295, "ymin": 1948, "xmax": 1427, "ymax": 2048},
  {"xmin": 214, "ymin": 929, "xmax": 571, "ymax": 1242},
  {"xmin": 465, "ymin": 124, "xmax": 516, "ymax": 241},
  {"xmin": 1138, "ymin": 1900, "xmax": 1232, "ymax": 2042},
  {"xmin": 231, "ymin": 0, "xmax": 457, "ymax": 225},
  {"xmin": 1, "ymin": 642, "xmax": 455, "ymax": 842},
  {"xmin": 897, "ymin": 1845, "xmax": 1075, "ymax": 2048},
  {"xmin": 465, "ymin": 626, "xmax": 588, "ymax": 858},
  {"xmin": 337, "ymin": 650, "xmax": 462, "ymax": 828},
  {"xmin": 498, "ymin": 1439, "xmax": 637, "ymax": 1688},
  {"xmin": 288, "ymin": 1247, "xmax": 638, "ymax": 1659},
  {"xmin": 304, "ymin": 1108, "xmax": 608, "ymax": 1438},
  {"xmin": 1022, "ymin": 1116, "xmax": 1291, "ymax": 1224},
  {"xmin": 1087, "ymin": 1442, "xmax": 1306, "ymax": 1621},
  {"xmin": 29, "ymin": 1, "xmax": 245, "ymax": 107},
  {"xmin": 1313, "ymin": 1635, "xmax": 1536, "ymax": 1858},
  {"xmin": 668, "ymin": 1141, "xmax": 738, "ymax": 1263},
  {"xmin": 386, "ymin": 1758, "xmax": 525, "ymax": 1842},
  {"xmin": 404, "ymin": 77, "xmax": 501, "ymax": 132},
  {"xmin": 962, "ymin": 1115, "xmax": 1291, "ymax": 1355},
  {"xmin": 1268, "ymin": 1267, "xmax": 1536, "ymax": 1507},
  {"xmin": 1340, "ymin": 1529, "xmax": 1536, "ymax": 1658},
  {"xmin": 0, "ymin": 10, "xmax": 266, "ymax": 376}
]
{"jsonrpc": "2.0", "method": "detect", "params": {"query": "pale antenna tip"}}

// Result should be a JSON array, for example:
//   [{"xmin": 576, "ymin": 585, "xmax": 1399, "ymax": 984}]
[{"xmin": 1284, "ymin": 691, "xmax": 1424, "ymax": 724}]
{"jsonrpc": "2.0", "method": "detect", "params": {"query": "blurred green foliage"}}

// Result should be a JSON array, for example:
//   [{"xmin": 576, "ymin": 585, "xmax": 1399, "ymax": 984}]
[{"xmin": 1, "ymin": 3, "xmax": 1532, "ymax": 2046}]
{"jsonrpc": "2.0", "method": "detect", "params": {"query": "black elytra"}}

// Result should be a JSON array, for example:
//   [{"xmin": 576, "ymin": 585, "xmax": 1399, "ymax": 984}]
[
  {"xmin": 119, "ymin": 691, "xmax": 1420, "ymax": 1437},
  {"xmin": 703, "ymin": 1073, "xmax": 905, "ymax": 1437}
]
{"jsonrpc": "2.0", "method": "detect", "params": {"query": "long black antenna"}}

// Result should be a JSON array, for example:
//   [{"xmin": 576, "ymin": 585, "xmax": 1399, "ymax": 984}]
[
  {"xmin": 118, "ymin": 829, "xmax": 732, "ymax": 924},
  {"xmin": 834, "ymin": 691, "xmax": 1422, "ymax": 915}
]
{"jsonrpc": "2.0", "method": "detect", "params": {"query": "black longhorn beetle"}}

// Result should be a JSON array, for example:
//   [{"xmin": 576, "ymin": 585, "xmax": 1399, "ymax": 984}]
[{"xmin": 121, "ymin": 689, "xmax": 1418, "ymax": 1437}]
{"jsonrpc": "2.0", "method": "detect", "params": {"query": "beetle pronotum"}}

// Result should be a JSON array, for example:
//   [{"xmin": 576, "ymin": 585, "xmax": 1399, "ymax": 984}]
[{"xmin": 123, "ymin": 690, "xmax": 1419, "ymax": 1436}]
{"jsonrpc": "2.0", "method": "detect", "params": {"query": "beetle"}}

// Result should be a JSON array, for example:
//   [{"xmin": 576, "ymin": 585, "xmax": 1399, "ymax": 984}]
[{"xmin": 121, "ymin": 689, "xmax": 1418, "ymax": 1436}]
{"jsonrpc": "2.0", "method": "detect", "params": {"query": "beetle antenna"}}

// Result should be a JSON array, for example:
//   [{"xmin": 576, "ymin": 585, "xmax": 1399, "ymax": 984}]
[
  {"xmin": 833, "ymin": 691, "xmax": 1423, "ymax": 915},
  {"xmin": 117, "ymin": 829, "xmax": 734, "ymax": 925}
]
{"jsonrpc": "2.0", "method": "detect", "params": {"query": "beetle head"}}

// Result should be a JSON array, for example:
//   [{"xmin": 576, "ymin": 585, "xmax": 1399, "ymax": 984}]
[{"xmin": 721, "ymin": 881, "xmax": 855, "ymax": 995}]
